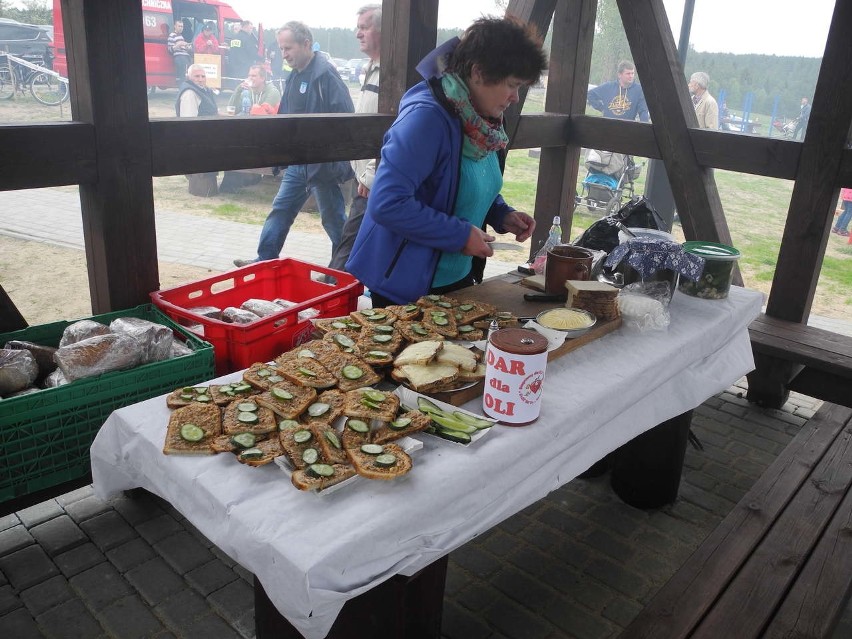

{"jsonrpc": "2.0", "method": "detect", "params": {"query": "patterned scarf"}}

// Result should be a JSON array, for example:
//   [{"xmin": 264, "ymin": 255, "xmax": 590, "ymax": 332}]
[{"xmin": 441, "ymin": 72, "xmax": 509, "ymax": 160}]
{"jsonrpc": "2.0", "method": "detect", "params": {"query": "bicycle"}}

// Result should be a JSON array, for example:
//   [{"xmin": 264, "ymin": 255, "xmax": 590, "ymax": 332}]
[{"xmin": 0, "ymin": 52, "xmax": 69, "ymax": 106}]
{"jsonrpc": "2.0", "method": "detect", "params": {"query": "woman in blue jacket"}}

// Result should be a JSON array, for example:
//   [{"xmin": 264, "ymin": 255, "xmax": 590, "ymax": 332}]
[{"xmin": 346, "ymin": 17, "xmax": 547, "ymax": 306}]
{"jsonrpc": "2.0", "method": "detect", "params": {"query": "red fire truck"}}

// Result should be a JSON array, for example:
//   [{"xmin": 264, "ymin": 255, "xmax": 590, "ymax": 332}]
[{"xmin": 52, "ymin": 0, "xmax": 246, "ymax": 91}]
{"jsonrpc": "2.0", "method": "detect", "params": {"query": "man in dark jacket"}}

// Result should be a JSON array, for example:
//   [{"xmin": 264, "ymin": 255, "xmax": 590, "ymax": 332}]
[
  {"xmin": 227, "ymin": 20, "xmax": 260, "ymax": 79},
  {"xmin": 235, "ymin": 21, "xmax": 355, "ymax": 266}
]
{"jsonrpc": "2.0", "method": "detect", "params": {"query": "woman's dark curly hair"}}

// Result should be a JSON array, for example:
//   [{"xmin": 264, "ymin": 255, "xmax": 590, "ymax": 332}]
[{"xmin": 446, "ymin": 17, "xmax": 547, "ymax": 86}]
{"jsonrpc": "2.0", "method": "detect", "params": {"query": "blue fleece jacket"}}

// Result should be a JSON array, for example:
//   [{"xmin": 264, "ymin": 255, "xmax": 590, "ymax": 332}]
[{"xmin": 345, "ymin": 78, "xmax": 514, "ymax": 304}]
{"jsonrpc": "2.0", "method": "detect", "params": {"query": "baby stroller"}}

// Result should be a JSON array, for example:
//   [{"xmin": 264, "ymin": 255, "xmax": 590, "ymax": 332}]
[{"xmin": 577, "ymin": 150, "xmax": 642, "ymax": 215}]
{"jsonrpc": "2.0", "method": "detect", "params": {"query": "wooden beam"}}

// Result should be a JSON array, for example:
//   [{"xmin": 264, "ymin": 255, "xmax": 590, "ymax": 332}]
[
  {"xmin": 766, "ymin": 0, "xmax": 852, "ymax": 322},
  {"xmin": 378, "ymin": 0, "xmax": 438, "ymax": 114},
  {"xmin": 0, "ymin": 285, "xmax": 28, "ymax": 333},
  {"xmin": 616, "ymin": 0, "xmax": 733, "ymax": 250},
  {"xmin": 527, "ymin": 0, "xmax": 596, "ymax": 259},
  {"xmin": 503, "ymin": 0, "xmax": 558, "ymax": 145},
  {"xmin": 0, "ymin": 123, "xmax": 97, "ymax": 190},
  {"xmin": 150, "ymin": 114, "xmax": 395, "ymax": 175},
  {"xmin": 63, "ymin": 0, "xmax": 159, "ymax": 314}
]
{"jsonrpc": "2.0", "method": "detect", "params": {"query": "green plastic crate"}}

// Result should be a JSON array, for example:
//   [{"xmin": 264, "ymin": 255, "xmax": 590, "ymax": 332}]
[{"xmin": 0, "ymin": 304, "xmax": 214, "ymax": 505}]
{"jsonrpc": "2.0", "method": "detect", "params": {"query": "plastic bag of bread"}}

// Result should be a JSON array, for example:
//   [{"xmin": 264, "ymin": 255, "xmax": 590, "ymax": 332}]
[
  {"xmin": 109, "ymin": 317, "xmax": 173, "ymax": 364},
  {"xmin": 188, "ymin": 305, "xmax": 222, "ymax": 320},
  {"xmin": 170, "ymin": 339, "xmax": 194, "ymax": 358},
  {"xmin": 58, "ymin": 319, "xmax": 111, "ymax": 347},
  {"xmin": 54, "ymin": 333, "xmax": 142, "ymax": 381},
  {"xmin": 44, "ymin": 368, "xmax": 69, "ymax": 388},
  {"xmin": 4, "ymin": 339, "xmax": 57, "ymax": 382},
  {"xmin": 0, "ymin": 348, "xmax": 39, "ymax": 395},
  {"xmin": 223, "ymin": 307, "xmax": 261, "ymax": 324},
  {"xmin": 241, "ymin": 298, "xmax": 286, "ymax": 318}
]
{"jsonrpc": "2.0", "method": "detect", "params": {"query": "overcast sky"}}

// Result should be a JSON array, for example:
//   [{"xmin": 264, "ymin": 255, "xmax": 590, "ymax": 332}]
[{"xmin": 226, "ymin": 0, "xmax": 834, "ymax": 58}]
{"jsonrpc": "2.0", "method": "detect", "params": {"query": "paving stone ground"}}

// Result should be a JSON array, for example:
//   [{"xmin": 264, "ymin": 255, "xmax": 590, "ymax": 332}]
[{"xmin": 2, "ymin": 380, "xmax": 851, "ymax": 639}]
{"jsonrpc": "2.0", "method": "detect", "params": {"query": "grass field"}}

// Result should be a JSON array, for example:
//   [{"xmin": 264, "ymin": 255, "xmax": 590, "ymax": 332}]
[{"xmin": 2, "ymin": 88, "xmax": 849, "ymax": 319}]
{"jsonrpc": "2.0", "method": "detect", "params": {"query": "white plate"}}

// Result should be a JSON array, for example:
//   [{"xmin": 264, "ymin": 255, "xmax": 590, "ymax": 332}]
[
  {"xmin": 275, "ymin": 435, "xmax": 423, "ymax": 496},
  {"xmin": 393, "ymin": 386, "xmax": 497, "ymax": 446}
]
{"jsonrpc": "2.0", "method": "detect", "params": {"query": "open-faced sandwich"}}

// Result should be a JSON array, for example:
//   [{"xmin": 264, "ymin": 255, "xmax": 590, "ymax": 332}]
[
  {"xmin": 209, "ymin": 380, "xmax": 258, "ymax": 405},
  {"xmin": 345, "ymin": 442, "xmax": 413, "ymax": 481},
  {"xmin": 273, "ymin": 354, "xmax": 337, "ymax": 389},
  {"xmin": 242, "ymin": 362, "xmax": 288, "ymax": 390},
  {"xmin": 349, "ymin": 308, "xmax": 397, "ymax": 327},
  {"xmin": 222, "ymin": 398, "xmax": 278, "ymax": 436},
  {"xmin": 301, "ymin": 388, "xmax": 346, "ymax": 425},
  {"xmin": 291, "ymin": 463, "xmax": 357, "ymax": 491},
  {"xmin": 371, "ymin": 409, "xmax": 432, "ymax": 445},
  {"xmin": 166, "ymin": 385, "xmax": 214, "ymax": 409},
  {"xmin": 394, "ymin": 320, "xmax": 446, "ymax": 343},
  {"xmin": 342, "ymin": 387, "xmax": 401, "ymax": 422},
  {"xmin": 163, "ymin": 403, "xmax": 222, "ymax": 455},
  {"xmin": 254, "ymin": 380, "xmax": 317, "ymax": 420}
]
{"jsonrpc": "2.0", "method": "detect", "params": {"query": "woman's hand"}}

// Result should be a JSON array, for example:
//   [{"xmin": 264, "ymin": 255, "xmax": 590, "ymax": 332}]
[
  {"xmin": 462, "ymin": 227, "xmax": 495, "ymax": 258},
  {"xmin": 502, "ymin": 211, "xmax": 536, "ymax": 242}
]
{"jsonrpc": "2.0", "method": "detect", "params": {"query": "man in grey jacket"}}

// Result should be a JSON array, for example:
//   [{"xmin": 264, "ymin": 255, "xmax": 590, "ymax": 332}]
[{"xmin": 234, "ymin": 21, "xmax": 355, "ymax": 266}]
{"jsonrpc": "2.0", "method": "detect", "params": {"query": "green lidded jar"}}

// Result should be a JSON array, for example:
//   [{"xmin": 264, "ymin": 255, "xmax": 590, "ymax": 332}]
[{"xmin": 678, "ymin": 241, "xmax": 740, "ymax": 300}]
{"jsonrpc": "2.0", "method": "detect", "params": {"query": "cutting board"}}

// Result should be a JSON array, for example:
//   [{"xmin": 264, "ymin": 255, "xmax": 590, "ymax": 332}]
[{"xmin": 430, "ymin": 276, "xmax": 622, "ymax": 406}]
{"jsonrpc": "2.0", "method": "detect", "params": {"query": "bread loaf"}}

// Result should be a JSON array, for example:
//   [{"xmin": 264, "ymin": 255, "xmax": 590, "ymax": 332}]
[
  {"xmin": 110, "ymin": 317, "xmax": 173, "ymax": 364},
  {"xmin": 0, "ymin": 348, "xmax": 39, "ymax": 395},
  {"xmin": 54, "ymin": 333, "xmax": 142, "ymax": 381},
  {"xmin": 58, "ymin": 319, "xmax": 110, "ymax": 347}
]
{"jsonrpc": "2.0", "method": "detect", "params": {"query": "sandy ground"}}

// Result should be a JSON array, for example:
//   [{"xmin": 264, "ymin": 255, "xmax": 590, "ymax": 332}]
[{"xmin": 0, "ymin": 235, "xmax": 213, "ymax": 327}]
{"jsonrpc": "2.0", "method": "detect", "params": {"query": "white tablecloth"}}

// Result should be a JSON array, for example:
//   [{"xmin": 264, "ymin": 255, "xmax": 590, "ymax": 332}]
[{"xmin": 91, "ymin": 286, "xmax": 762, "ymax": 639}]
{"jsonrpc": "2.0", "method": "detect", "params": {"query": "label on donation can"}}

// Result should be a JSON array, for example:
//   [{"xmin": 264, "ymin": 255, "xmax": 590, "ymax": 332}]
[{"xmin": 483, "ymin": 328, "xmax": 548, "ymax": 425}]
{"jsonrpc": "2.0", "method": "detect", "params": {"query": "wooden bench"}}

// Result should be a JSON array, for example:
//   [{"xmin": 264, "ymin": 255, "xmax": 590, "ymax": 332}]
[
  {"xmin": 619, "ymin": 401, "xmax": 852, "ymax": 638},
  {"xmin": 747, "ymin": 313, "xmax": 852, "ymax": 409}
]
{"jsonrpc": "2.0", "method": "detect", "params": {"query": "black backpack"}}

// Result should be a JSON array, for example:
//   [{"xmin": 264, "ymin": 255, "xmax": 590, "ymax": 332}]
[{"xmin": 573, "ymin": 196, "xmax": 669, "ymax": 254}]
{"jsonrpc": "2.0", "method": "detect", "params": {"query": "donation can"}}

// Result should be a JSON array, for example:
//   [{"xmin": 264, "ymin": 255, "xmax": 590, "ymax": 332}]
[{"xmin": 483, "ymin": 328, "xmax": 548, "ymax": 425}]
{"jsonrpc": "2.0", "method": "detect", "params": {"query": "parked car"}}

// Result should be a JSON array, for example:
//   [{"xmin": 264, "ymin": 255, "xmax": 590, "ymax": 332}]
[
  {"xmin": 344, "ymin": 57, "xmax": 369, "ymax": 83},
  {"xmin": 331, "ymin": 57, "xmax": 348, "ymax": 78},
  {"xmin": 0, "ymin": 18, "xmax": 52, "ymax": 61}
]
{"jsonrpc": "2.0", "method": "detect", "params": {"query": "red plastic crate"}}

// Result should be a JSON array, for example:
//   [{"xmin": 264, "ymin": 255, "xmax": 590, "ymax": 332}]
[{"xmin": 151, "ymin": 259, "xmax": 363, "ymax": 374}]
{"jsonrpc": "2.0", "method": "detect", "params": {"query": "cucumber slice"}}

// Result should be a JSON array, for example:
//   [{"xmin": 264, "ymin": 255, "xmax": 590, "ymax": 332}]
[
  {"xmin": 364, "ymin": 389, "xmax": 386, "ymax": 402},
  {"xmin": 272, "ymin": 387, "xmax": 294, "ymax": 401},
  {"xmin": 342, "ymin": 365, "xmax": 363, "ymax": 380},
  {"xmin": 496, "ymin": 311, "xmax": 513, "ymax": 319},
  {"xmin": 239, "ymin": 447, "xmax": 264, "ymax": 460},
  {"xmin": 278, "ymin": 419, "xmax": 300, "ymax": 431},
  {"xmin": 417, "ymin": 396, "xmax": 444, "ymax": 415},
  {"xmin": 237, "ymin": 401, "xmax": 258, "ymax": 412},
  {"xmin": 432, "ymin": 316, "xmax": 449, "ymax": 326},
  {"xmin": 430, "ymin": 310, "xmax": 447, "ymax": 317},
  {"xmin": 331, "ymin": 321, "xmax": 348, "ymax": 329},
  {"xmin": 345, "ymin": 320, "xmax": 361, "ymax": 329},
  {"xmin": 347, "ymin": 419, "xmax": 369, "ymax": 433},
  {"xmin": 233, "ymin": 382, "xmax": 253, "ymax": 393},
  {"xmin": 435, "ymin": 428, "xmax": 472, "ymax": 444},
  {"xmin": 437, "ymin": 301, "xmax": 453, "ymax": 308},
  {"xmin": 366, "ymin": 350, "xmax": 391, "ymax": 359},
  {"xmin": 458, "ymin": 325, "xmax": 475, "ymax": 333},
  {"xmin": 257, "ymin": 368, "xmax": 271, "ymax": 378},
  {"xmin": 413, "ymin": 324, "xmax": 428, "ymax": 335},
  {"xmin": 374, "ymin": 325, "xmax": 394, "ymax": 333},
  {"xmin": 268, "ymin": 374, "xmax": 284, "ymax": 383},
  {"xmin": 334, "ymin": 334, "xmax": 355, "ymax": 348},
  {"xmin": 426, "ymin": 294, "xmax": 441, "ymax": 301},
  {"xmin": 372, "ymin": 334, "xmax": 393, "ymax": 343},
  {"xmin": 389, "ymin": 417, "xmax": 411, "ymax": 430},
  {"xmin": 237, "ymin": 411, "xmax": 259, "ymax": 424},
  {"xmin": 375, "ymin": 453, "xmax": 397, "ymax": 467},
  {"xmin": 231, "ymin": 432, "xmax": 256, "ymax": 449},
  {"xmin": 404, "ymin": 304, "xmax": 418, "ymax": 313},
  {"xmin": 298, "ymin": 367, "xmax": 317, "ymax": 378},
  {"xmin": 367, "ymin": 312, "xmax": 387, "ymax": 321},
  {"xmin": 180, "ymin": 392, "xmax": 194, "ymax": 400},
  {"xmin": 361, "ymin": 398, "xmax": 382, "ymax": 410},
  {"xmin": 302, "ymin": 448, "xmax": 319, "ymax": 464},
  {"xmin": 307, "ymin": 402, "xmax": 330, "ymax": 417},
  {"xmin": 298, "ymin": 349, "xmax": 316, "ymax": 359},
  {"xmin": 360, "ymin": 444, "xmax": 384, "ymax": 455},
  {"xmin": 361, "ymin": 309, "xmax": 375, "ymax": 316},
  {"xmin": 452, "ymin": 411, "xmax": 494, "ymax": 429},
  {"xmin": 293, "ymin": 429, "xmax": 313, "ymax": 444},
  {"xmin": 430, "ymin": 414, "xmax": 477, "ymax": 434},
  {"xmin": 180, "ymin": 423, "xmax": 204, "ymax": 442},
  {"xmin": 308, "ymin": 463, "xmax": 335, "ymax": 478},
  {"xmin": 218, "ymin": 384, "xmax": 233, "ymax": 393},
  {"xmin": 196, "ymin": 395, "xmax": 212, "ymax": 403},
  {"xmin": 459, "ymin": 304, "xmax": 474, "ymax": 311},
  {"xmin": 324, "ymin": 430, "xmax": 342, "ymax": 449}
]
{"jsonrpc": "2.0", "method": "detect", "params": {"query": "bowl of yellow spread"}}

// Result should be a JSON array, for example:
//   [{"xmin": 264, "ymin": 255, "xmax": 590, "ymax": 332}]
[{"xmin": 535, "ymin": 308, "xmax": 596, "ymax": 337}]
